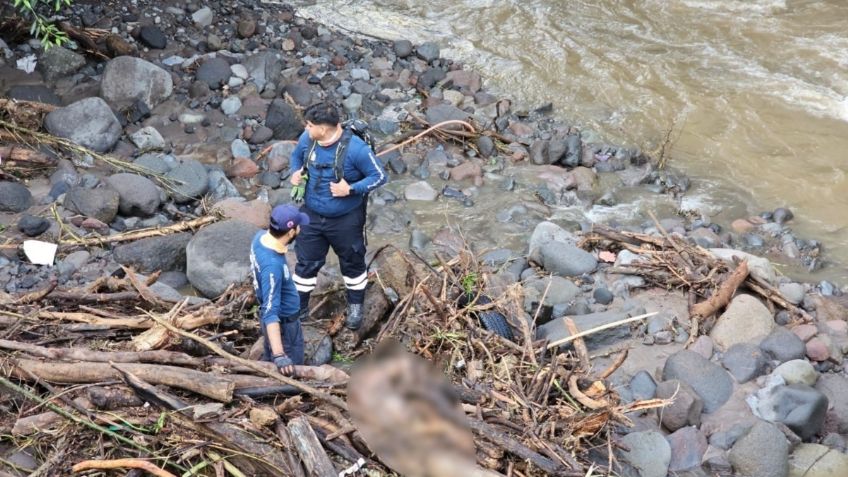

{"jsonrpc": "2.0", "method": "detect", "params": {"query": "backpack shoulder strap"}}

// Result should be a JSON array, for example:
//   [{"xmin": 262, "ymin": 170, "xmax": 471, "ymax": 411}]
[{"xmin": 334, "ymin": 127, "xmax": 355, "ymax": 181}]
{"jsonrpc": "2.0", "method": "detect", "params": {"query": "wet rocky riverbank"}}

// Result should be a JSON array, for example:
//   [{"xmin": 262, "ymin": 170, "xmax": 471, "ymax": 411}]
[{"xmin": 2, "ymin": 1, "xmax": 848, "ymax": 475}]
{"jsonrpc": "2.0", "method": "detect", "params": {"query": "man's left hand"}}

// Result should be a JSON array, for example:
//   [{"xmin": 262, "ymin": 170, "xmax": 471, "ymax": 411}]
[{"xmin": 330, "ymin": 179, "xmax": 352, "ymax": 197}]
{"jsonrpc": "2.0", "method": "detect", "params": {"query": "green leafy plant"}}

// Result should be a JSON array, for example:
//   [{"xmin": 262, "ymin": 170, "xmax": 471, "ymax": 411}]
[
  {"xmin": 12, "ymin": 0, "xmax": 73, "ymax": 50},
  {"xmin": 460, "ymin": 272, "xmax": 478, "ymax": 296}
]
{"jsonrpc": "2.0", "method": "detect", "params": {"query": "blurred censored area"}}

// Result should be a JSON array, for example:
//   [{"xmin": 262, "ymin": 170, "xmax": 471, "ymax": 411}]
[{"xmin": 348, "ymin": 340, "xmax": 498, "ymax": 477}]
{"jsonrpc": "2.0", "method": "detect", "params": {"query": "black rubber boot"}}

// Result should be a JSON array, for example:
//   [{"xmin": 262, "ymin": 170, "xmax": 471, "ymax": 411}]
[{"xmin": 345, "ymin": 303, "xmax": 364, "ymax": 330}]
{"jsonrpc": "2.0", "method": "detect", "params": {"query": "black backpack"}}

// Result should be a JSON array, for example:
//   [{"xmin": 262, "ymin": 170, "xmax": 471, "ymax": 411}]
[{"xmin": 305, "ymin": 119, "xmax": 376, "ymax": 182}]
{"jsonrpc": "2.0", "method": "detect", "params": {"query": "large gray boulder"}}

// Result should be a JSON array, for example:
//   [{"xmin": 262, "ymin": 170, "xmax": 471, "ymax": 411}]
[
  {"xmin": 529, "ymin": 221, "xmax": 578, "ymax": 248},
  {"xmin": 710, "ymin": 248, "xmax": 776, "ymax": 284},
  {"xmin": 105, "ymin": 173, "xmax": 161, "ymax": 216},
  {"xmin": 165, "ymin": 158, "xmax": 209, "ymax": 203},
  {"xmin": 63, "ymin": 186, "xmax": 120, "ymax": 223},
  {"xmin": 100, "ymin": 56, "xmax": 173, "ymax": 109},
  {"xmin": 729, "ymin": 421, "xmax": 789, "ymax": 477},
  {"xmin": 265, "ymin": 99, "xmax": 302, "ymax": 140},
  {"xmin": 537, "ymin": 305, "xmax": 645, "ymax": 350},
  {"xmin": 0, "ymin": 182, "xmax": 32, "ymax": 212},
  {"xmin": 529, "ymin": 239, "xmax": 597, "ymax": 277},
  {"xmin": 186, "ymin": 220, "xmax": 260, "ymax": 298},
  {"xmin": 753, "ymin": 384, "xmax": 828, "ymax": 441},
  {"xmin": 710, "ymin": 294, "xmax": 774, "ymax": 350},
  {"xmin": 114, "ymin": 233, "xmax": 191, "ymax": 273},
  {"xmin": 663, "ymin": 350, "xmax": 733, "ymax": 413},
  {"xmin": 44, "ymin": 97, "xmax": 122, "ymax": 152}
]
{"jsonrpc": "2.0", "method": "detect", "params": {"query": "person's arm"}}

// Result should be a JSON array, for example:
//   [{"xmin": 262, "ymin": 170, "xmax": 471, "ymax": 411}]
[
  {"xmin": 348, "ymin": 144, "xmax": 388, "ymax": 195},
  {"xmin": 258, "ymin": 264, "xmax": 286, "ymax": 357},
  {"xmin": 289, "ymin": 131, "xmax": 312, "ymax": 185}
]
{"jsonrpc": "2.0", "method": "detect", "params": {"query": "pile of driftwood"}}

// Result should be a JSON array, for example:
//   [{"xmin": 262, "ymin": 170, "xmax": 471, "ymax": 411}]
[
  {"xmin": 581, "ymin": 221, "xmax": 813, "ymax": 342},
  {"xmin": 0, "ymin": 217, "xmax": 673, "ymax": 476}
]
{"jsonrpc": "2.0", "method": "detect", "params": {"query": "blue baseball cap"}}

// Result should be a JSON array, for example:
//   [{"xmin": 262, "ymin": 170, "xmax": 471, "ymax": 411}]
[{"xmin": 270, "ymin": 204, "xmax": 310, "ymax": 231}]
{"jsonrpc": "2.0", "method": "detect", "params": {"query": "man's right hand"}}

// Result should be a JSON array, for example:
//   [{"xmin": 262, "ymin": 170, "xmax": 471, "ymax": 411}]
[
  {"xmin": 291, "ymin": 168, "xmax": 304, "ymax": 186},
  {"xmin": 273, "ymin": 354, "xmax": 295, "ymax": 376}
]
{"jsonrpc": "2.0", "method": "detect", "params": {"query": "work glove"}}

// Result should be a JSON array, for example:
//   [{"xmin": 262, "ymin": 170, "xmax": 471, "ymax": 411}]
[{"xmin": 290, "ymin": 170, "xmax": 308, "ymax": 203}]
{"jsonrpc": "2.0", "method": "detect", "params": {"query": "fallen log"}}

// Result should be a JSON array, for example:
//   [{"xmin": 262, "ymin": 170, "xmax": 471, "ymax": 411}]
[
  {"xmin": 7, "ymin": 359, "xmax": 234, "ymax": 402},
  {"xmin": 287, "ymin": 415, "xmax": 337, "ymax": 477},
  {"xmin": 12, "ymin": 397, "xmax": 92, "ymax": 436},
  {"xmin": 114, "ymin": 364, "xmax": 291, "ymax": 476},
  {"xmin": 0, "ymin": 339, "xmax": 202, "ymax": 366},
  {"xmin": 275, "ymin": 422, "xmax": 307, "ymax": 477},
  {"xmin": 690, "ymin": 261, "xmax": 749, "ymax": 320},
  {"xmin": 333, "ymin": 285, "xmax": 390, "ymax": 353}
]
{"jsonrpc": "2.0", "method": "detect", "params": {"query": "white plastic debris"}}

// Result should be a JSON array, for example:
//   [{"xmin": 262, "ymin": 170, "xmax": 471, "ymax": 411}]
[
  {"xmin": 16, "ymin": 54, "xmax": 37, "ymax": 74},
  {"xmin": 23, "ymin": 240, "xmax": 58, "ymax": 266},
  {"xmin": 338, "ymin": 457, "xmax": 365, "ymax": 477}
]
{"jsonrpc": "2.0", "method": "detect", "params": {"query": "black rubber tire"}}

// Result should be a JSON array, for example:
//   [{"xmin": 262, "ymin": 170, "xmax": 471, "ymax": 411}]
[{"xmin": 478, "ymin": 311, "xmax": 514, "ymax": 341}]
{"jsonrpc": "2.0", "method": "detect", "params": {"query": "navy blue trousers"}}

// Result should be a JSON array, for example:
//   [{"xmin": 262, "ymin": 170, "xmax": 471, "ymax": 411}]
[
  {"xmin": 293, "ymin": 205, "xmax": 368, "ymax": 306},
  {"xmin": 261, "ymin": 314, "xmax": 305, "ymax": 365}
]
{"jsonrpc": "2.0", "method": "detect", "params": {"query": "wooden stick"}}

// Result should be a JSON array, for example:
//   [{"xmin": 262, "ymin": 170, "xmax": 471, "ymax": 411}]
[
  {"xmin": 468, "ymin": 418, "xmax": 561, "ymax": 475},
  {"xmin": 690, "ymin": 261, "xmax": 748, "ymax": 320},
  {"xmin": 59, "ymin": 215, "xmax": 218, "ymax": 248},
  {"xmin": 563, "ymin": 318, "xmax": 589, "ymax": 370},
  {"xmin": 146, "ymin": 306, "xmax": 349, "ymax": 410},
  {"xmin": 72, "ymin": 459, "xmax": 175, "ymax": 477},
  {"xmin": 287, "ymin": 416, "xmax": 337, "ymax": 477},
  {"xmin": 545, "ymin": 312, "xmax": 657, "ymax": 350},
  {"xmin": 8, "ymin": 359, "xmax": 234, "ymax": 402}
]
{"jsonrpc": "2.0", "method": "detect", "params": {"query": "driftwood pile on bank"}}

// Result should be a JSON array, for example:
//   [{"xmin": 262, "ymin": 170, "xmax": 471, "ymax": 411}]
[{"xmin": 0, "ymin": 213, "xmax": 675, "ymax": 476}]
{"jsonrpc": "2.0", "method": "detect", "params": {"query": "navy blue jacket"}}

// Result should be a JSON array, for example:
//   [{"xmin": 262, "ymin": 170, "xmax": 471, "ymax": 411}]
[
  {"xmin": 290, "ymin": 130, "xmax": 388, "ymax": 217},
  {"xmin": 250, "ymin": 231, "xmax": 299, "ymax": 325}
]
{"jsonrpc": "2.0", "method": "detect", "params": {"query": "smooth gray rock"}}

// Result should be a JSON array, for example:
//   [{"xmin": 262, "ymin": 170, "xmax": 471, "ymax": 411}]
[
  {"xmin": 773, "ymin": 359, "xmax": 818, "ymax": 386},
  {"xmin": 710, "ymin": 294, "xmax": 774, "ymax": 350},
  {"xmin": 196, "ymin": 57, "xmax": 231, "ymax": 89},
  {"xmin": 815, "ymin": 374, "xmax": 848, "ymax": 434},
  {"xmin": 130, "ymin": 126, "xmax": 166, "ymax": 150},
  {"xmin": 166, "ymin": 158, "xmax": 209, "ymax": 203},
  {"xmin": 207, "ymin": 169, "xmax": 241, "ymax": 202},
  {"xmin": 394, "ymin": 39, "xmax": 413, "ymax": 58},
  {"xmin": 0, "ymin": 182, "xmax": 32, "ymax": 212},
  {"xmin": 192, "ymin": 7, "xmax": 214, "ymax": 27},
  {"xmin": 38, "ymin": 46, "xmax": 85, "ymax": 81},
  {"xmin": 530, "ymin": 238, "xmax": 597, "ymax": 277},
  {"xmin": 754, "ymin": 384, "xmax": 828, "ymax": 441},
  {"xmin": 404, "ymin": 181, "xmax": 438, "ymax": 201},
  {"xmin": 778, "ymin": 282, "xmax": 805, "ymax": 305},
  {"xmin": 101, "ymin": 56, "xmax": 173, "ymax": 109},
  {"xmin": 186, "ymin": 220, "xmax": 260, "ymax": 298},
  {"xmin": 425, "ymin": 103, "xmax": 469, "ymax": 126},
  {"xmin": 44, "ymin": 97, "xmax": 122, "ymax": 152},
  {"xmin": 529, "ymin": 221, "xmax": 578, "ymax": 248},
  {"xmin": 63, "ymin": 186, "xmax": 120, "ymax": 223},
  {"xmin": 114, "ymin": 233, "xmax": 191, "ymax": 273},
  {"xmin": 710, "ymin": 248, "xmax": 776, "ymax": 284},
  {"xmin": 221, "ymin": 96, "xmax": 242, "ymax": 115},
  {"xmin": 656, "ymin": 380, "xmax": 703, "ymax": 431},
  {"xmin": 538, "ymin": 306, "xmax": 645, "ymax": 350},
  {"xmin": 265, "ymin": 99, "xmax": 302, "ymax": 140},
  {"xmin": 722, "ymin": 343, "xmax": 768, "ymax": 383},
  {"xmin": 416, "ymin": 42, "xmax": 440, "ymax": 62},
  {"xmin": 629, "ymin": 371, "xmax": 657, "ymax": 400},
  {"xmin": 134, "ymin": 153, "xmax": 173, "ymax": 174},
  {"xmin": 760, "ymin": 327, "xmax": 806, "ymax": 363},
  {"xmin": 594, "ymin": 287, "xmax": 614, "ymax": 305},
  {"xmin": 618, "ymin": 431, "xmax": 671, "ymax": 477},
  {"xmin": 106, "ymin": 173, "xmax": 161, "ymax": 217},
  {"xmin": 243, "ymin": 51, "xmax": 283, "ymax": 91},
  {"xmin": 138, "ymin": 25, "xmax": 167, "ymax": 49},
  {"xmin": 158, "ymin": 271, "xmax": 188, "ymax": 289},
  {"xmin": 663, "ymin": 350, "xmax": 733, "ymax": 413},
  {"xmin": 729, "ymin": 421, "xmax": 789, "ymax": 477},
  {"xmin": 17, "ymin": 215, "xmax": 49, "ymax": 236},
  {"xmin": 667, "ymin": 426, "xmax": 708, "ymax": 472}
]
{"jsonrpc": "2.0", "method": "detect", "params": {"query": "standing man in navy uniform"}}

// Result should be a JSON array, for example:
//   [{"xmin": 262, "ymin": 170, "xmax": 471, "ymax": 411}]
[
  {"xmin": 250, "ymin": 204, "xmax": 310, "ymax": 375},
  {"xmin": 289, "ymin": 103, "xmax": 388, "ymax": 329}
]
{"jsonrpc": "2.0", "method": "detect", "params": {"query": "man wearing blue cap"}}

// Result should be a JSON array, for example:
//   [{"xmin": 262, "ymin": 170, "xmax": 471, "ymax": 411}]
[
  {"xmin": 250, "ymin": 204, "xmax": 311, "ymax": 375},
  {"xmin": 289, "ymin": 102, "xmax": 388, "ymax": 330}
]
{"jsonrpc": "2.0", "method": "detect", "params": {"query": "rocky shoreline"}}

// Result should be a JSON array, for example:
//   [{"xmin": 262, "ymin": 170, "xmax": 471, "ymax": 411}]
[{"xmin": 2, "ymin": 1, "xmax": 848, "ymax": 476}]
